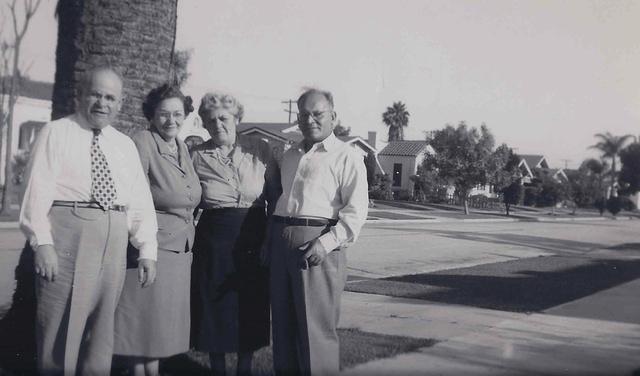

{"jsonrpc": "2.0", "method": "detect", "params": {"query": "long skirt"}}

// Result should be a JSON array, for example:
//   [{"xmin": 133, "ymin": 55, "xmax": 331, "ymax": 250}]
[
  {"xmin": 191, "ymin": 207, "xmax": 270, "ymax": 353},
  {"xmin": 113, "ymin": 246, "xmax": 192, "ymax": 358}
]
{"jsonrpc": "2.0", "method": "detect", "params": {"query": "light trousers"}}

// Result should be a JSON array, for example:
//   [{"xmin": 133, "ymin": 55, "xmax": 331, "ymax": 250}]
[
  {"xmin": 36, "ymin": 206, "xmax": 128, "ymax": 375},
  {"xmin": 270, "ymin": 222, "xmax": 348, "ymax": 376}
]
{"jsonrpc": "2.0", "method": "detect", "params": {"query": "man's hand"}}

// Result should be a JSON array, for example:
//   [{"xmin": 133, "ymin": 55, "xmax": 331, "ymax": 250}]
[
  {"xmin": 298, "ymin": 238, "xmax": 327, "ymax": 268},
  {"xmin": 35, "ymin": 244, "xmax": 58, "ymax": 282},
  {"xmin": 138, "ymin": 258, "xmax": 157, "ymax": 288}
]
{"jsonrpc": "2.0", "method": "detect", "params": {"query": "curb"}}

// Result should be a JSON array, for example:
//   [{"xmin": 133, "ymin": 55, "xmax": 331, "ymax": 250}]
[
  {"xmin": 365, "ymin": 216, "xmax": 634, "ymax": 225},
  {"xmin": 0, "ymin": 222, "xmax": 19, "ymax": 229}
]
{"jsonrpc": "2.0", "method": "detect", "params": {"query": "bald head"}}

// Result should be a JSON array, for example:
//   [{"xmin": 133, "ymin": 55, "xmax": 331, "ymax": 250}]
[{"xmin": 76, "ymin": 67, "xmax": 123, "ymax": 129}]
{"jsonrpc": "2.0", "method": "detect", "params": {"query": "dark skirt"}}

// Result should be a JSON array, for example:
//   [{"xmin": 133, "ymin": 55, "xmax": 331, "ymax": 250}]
[{"xmin": 191, "ymin": 207, "xmax": 270, "ymax": 353}]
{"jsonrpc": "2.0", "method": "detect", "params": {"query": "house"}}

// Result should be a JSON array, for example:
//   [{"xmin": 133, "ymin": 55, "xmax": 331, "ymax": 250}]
[
  {"xmin": 518, "ymin": 154, "xmax": 568, "ymax": 184},
  {"xmin": 377, "ymin": 141, "xmax": 433, "ymax": 192},
  {"xmin": 181, "ymin": 120, "xmax": 382, "ymax": 176},
  {"xmin": 1, "ymin": 79, "xmax": 53, "ymax": 185}
]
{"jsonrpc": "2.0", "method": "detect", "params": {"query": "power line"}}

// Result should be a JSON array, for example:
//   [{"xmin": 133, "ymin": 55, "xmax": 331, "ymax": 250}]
[{"xmin": 281, "ymin": 99, "xmax": 298, "ymax": 124}]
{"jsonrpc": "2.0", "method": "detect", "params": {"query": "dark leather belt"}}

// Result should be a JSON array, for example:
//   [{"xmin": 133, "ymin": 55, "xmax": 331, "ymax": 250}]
[
  {"xmin": 52, "ymin": 200, "xmax": 126, "ymax": 212},
  {"xmin": 273, "ymin": 215, "xmax": 337, "ymax": 227}
]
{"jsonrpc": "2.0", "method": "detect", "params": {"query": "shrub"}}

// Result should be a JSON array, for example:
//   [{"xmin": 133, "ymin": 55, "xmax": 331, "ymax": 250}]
[
  {"xmin": 606, "ymin": 196, "xmax": 623, "ymax": 216},
  {"xmin": 369, "ymin": 174, "xmax": 393, "ymax": 200}
]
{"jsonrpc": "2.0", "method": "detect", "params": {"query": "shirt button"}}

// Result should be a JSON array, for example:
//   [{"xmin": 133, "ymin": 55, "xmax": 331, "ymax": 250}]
[{"xmin": 185, "ymin": 218, "xmax": 190, "ymax": 223}]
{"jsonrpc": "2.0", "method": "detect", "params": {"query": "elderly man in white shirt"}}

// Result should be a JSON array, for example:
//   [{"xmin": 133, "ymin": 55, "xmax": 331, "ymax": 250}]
[
  {"xmin": 269, "ymin": 88, "xmax": 369, "ymax": 375},
  {"xmin": 19, "ymin": 67, "xmax": 158, "ymax": 375}
]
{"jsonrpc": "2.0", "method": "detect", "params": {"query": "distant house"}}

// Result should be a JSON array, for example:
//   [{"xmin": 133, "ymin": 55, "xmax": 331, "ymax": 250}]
[
  {"xmin": 518, "ymin": 154, "xmax": 567, "ymax": 184},
  {"xmin": 378, "ymin": 141, "xmax": 433, "ymax": 192},
  {"xmin": 1, "ymin": 79, "xmax": 53, "ymax": 185}
]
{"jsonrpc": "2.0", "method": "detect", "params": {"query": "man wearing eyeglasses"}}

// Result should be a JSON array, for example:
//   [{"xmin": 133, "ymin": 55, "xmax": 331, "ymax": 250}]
[{"xmin": 268, "ymin": 88, "xmax": 369, "ymax": 375}]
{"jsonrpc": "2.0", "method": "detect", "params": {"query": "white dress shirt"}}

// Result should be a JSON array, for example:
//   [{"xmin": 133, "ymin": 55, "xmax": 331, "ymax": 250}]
[
  {"xmin": 19, "ymin": 114, "xmax": 158, "ymax": 260},
  {"xmin": 274, "ymin": 133, "xmax": 369, "ymax": 252}
]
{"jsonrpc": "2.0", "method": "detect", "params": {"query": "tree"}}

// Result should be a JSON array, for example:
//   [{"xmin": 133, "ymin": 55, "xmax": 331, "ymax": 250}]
[
  {"xmin": 489, "ymin": 144, "xmax": 521, "ymax": 216},
  {"xmin": 52, "ymin": 0, "xmax": 179, "ymax": 134},
  {"xmin": 618, "ymin": 143, "xmax": 640, "ymax": 195},
  {"xmin": 1, "ymin": 0, "xmax": 42, "ymax": 215},
  {"xmin": 382, "ymin": 101, "xmax": 409, "ymax": 141},
  {"xmin": 411, "ymin": 165, "xmax": 448, "ymax": 203},
  {"xmin": 589, "ymin": 132, "xmax": 633, "ymax": 197},
  {"xmin": 169, "ymin": 48, "xmax": 192, "ymax": 88},
  {"xmin": 424, "ymin": 122, "xmax": 497, "ymax": 215},
  {"xmin": 535, "ymin": 171, "xmax": 569, "ymax": 213},
  {"xmin": 333, "ymin": 120, "xmax": 351, "ymax": 137}
]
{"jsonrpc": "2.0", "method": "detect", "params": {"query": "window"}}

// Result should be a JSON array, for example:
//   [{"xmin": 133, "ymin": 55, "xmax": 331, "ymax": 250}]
[{"xmin": 393, "ymin": 163, "xmax": 402, "ymax": 187}]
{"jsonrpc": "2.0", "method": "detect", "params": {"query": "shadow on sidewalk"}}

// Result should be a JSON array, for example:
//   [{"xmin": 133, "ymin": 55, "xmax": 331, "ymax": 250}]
[
  {"xmin": 0, "ymin": 243, "xmax": 37, "ymax": 375},
  {"xmin": 346, "ymin": 256, "xmax": 640, "ymax": 313}
]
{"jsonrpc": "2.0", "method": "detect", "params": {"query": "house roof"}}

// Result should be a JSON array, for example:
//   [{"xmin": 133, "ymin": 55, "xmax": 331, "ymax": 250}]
[
  {"xmin": 520, "ymin": 154, "xmax": 546, "ymax": 169},
  {"xmin": 379, "ymin": 141, "xmax": 429, "ymax": 156},
  {"xmin": 237, "ymin": 122, "xmax": 303, "ymax": 143},
  {"xmin": 2, "ymin": 77, "xmax": 53, "ymax": 101}
]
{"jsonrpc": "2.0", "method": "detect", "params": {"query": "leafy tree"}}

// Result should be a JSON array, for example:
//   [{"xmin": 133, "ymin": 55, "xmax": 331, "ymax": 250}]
[
  {"xmin": 618, "ymin": 143, "xmax": 640, "ymax": 195},
  {"xmin": 368, "ymin": 173, "xmax": 393, "ymax": 200},
  {"xmin": 382, "ymin": 101, "xmax": 409, "ymax": 141},
  {"xmin": 169, "ymin": 49, "xmax": 192, "ymax": 88},
  {"xmin": 501, "ymin": 181, "xmax": 523, "ymax": 215},
  {"xmin": 424, "ymin": 122, "xmax": 497, "ymax": 215},
  {"xmin": 411, "ymin": 165, "xmax": 448, "ymax": 203},
  {"xmin": 589, "ymin": 132, "xmax": 633, "ymax": 197},
  {"xmin": 489, "ymin": 144, "xmax": 521, "ymax": 215},
  {"xmin": 535, "ymin": 172, "xmax": 569, "ymax": 212},
  {"xmin": 333, "ymin": 120, "xmax": 351, "ymax": 136}
]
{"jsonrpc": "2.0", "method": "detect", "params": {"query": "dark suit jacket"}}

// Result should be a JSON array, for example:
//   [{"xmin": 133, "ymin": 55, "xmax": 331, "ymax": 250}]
[{"xmin": 132, "ymin": 129, "xmax": 202, "ymax": 252}]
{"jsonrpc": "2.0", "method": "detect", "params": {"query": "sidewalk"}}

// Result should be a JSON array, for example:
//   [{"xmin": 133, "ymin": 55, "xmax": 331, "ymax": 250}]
[{"xmin": 339, "ymin": 287, "xmax": 640, "ymax": 375}]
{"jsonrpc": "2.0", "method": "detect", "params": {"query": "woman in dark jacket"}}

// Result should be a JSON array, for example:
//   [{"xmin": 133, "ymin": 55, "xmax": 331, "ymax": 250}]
[{"xmin": 113, "ymin": 84, "xmax": 201, "ymax": 376}]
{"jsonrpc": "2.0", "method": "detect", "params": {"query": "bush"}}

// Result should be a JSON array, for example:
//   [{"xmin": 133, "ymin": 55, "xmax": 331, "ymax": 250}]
[
  {"xmin": 523, "ymin": 186, "xmax": 539, "ymax": 206},
  {"xmin": 394, "ymin": 189, "xmax": 413, "ymax": 201},
  {"xmin": 606, "ymin": 196, "xmax": 623, "ymax": 216},
  {"xmin": 369, "ymin": 174, "xmax": 393, "ymax": 200}
]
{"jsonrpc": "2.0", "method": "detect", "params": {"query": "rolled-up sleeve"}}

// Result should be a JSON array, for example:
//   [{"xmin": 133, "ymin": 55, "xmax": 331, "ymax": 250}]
[
  {"xmin": 318, "ymin": 152, "xmax": 369, "ymax": 252},
  {"xmin": 19, "ymin": 124, "xmax": 59, "ymax": 249}
]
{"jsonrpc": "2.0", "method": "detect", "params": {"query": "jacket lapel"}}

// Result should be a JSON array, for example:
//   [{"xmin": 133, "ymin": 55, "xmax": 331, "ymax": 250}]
[{"xmin": 152, "ymin": 131, "xmax": 186, "ymax": 174}]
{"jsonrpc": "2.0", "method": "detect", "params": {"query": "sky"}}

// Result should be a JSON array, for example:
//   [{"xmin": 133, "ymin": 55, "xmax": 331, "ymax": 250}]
[{"xmin": 9, "ymin": 0, "xmax": 640, "ymax": 169}]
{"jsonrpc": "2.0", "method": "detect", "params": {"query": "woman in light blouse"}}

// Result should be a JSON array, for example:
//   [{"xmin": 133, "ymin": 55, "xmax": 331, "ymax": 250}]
[
  {"xmin": 113, "ymin": 84, "xmax": 201, "ymax": 376},
  {"xmin": 191, "ymin": 92, "xmax": 281, "ymax": 375}
]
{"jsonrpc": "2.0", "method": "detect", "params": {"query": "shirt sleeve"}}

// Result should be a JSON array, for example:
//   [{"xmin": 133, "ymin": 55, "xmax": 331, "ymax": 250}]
[
  {"xmin": 19, "ymin": 123, "xmax": 60, "ymax": 249},
  {"xmin": 318, "ymin": 150, "xmax": 369, "ymax": 252},
  {"xmin": 125, "ymin": 139, "xmax": 158, "ymax": 261}
]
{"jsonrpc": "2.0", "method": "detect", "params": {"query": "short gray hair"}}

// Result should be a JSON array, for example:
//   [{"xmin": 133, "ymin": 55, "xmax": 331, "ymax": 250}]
[
  {"xmin": 78, "ymin": 66, "xmax": 123, "ymax": 95},
  {"xmin": 297, "ymin": 88, "xmax": 334, "ymax": 110},
  {"xmin": 198, "ymin": 92, "xmax": 244, "ymax": 121}
]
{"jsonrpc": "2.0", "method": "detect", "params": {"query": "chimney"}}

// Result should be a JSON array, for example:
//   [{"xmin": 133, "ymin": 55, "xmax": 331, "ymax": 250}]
[{"xmin": 367, "ymin": 131, "xmax": 377, "ymax": 150}]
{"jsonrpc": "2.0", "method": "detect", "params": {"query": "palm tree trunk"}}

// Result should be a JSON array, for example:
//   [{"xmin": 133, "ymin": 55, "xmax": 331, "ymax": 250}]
[
  {"xmin": 52, "ymin": 0, "xmax": 178, "ymax": 134},
  {"xmin": 610, "ymin": 157, "xmax": 617, "ymax": 197}
]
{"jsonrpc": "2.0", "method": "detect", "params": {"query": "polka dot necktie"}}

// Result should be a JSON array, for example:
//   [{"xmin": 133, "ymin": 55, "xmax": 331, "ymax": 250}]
[{"xmin": 90, "ymin": 128, "xmax": 117, "ymax": 210}]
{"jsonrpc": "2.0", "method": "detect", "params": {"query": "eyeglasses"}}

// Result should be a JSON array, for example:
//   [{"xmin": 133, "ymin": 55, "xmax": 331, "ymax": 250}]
[{"xmin": 297, "ymin": 111, "xmax": 331, "ymax": 123}]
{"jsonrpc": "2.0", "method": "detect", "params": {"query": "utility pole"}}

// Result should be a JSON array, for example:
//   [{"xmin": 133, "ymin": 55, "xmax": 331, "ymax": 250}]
[
  {"xmin": 560, "ymin": 159, "xmax": 571, "ymax": 169},
  {"xmin": 282, "ymin": 99, "xmax": 297, "ymax": 124}
]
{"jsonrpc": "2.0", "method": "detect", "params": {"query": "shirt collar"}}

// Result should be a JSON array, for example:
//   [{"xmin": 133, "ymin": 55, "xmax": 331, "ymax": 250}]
[
  {"xmin": 72, "ymin": 113, "xmax": 115, "ymax": 136},
  {"xmin": 297, "ymin": 132, "xmax": 339, "ymax": 153}
]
